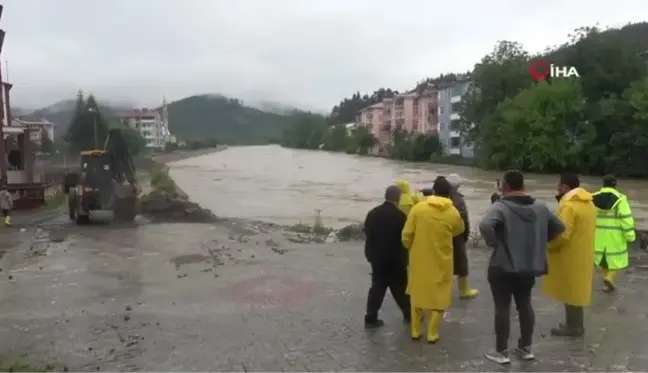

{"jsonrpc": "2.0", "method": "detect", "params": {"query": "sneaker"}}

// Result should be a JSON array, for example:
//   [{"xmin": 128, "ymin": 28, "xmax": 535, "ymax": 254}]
[
  {"xmin": 364, "ymin": 319, "xmax": 385, "ymax": 330},
  {"xmin": 513, "ymin": 346, "xmax": 535, "ymax": 360},
  {"xmin": 485, "ymin": 350, "xmax": 511, "ymax": 365}
]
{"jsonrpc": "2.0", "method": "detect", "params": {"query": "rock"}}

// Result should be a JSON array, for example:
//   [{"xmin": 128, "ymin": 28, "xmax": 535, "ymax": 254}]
[
  {"xmin": 139, "ymin": 190, "xmax": 218, "ymax": 223},
  {"xmin": 336, "ymin": 223, "xmax": 364, "ymax": 241}
]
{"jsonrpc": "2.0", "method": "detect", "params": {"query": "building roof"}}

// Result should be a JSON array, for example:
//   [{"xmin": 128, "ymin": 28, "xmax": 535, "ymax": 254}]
[
  {"xmin": 13, "ymin": 115, "xmax": 54, "ymax": 126},
  {"xmin": 118, "ymin": 108, "xmax": 161, "ymax": 118}
]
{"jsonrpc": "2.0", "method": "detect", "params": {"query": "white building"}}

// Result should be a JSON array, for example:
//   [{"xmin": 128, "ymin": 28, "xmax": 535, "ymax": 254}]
[
  {"xmin": 437, "ymin": 80, "xmax": 474, "ymax": 158},
  {"xmin": 12, "ymin": 115, "xmax": 55, "ymax": 146},
  {"xmin": 118, "ymin": 99, "xmax": 171, "ymax": 149}
]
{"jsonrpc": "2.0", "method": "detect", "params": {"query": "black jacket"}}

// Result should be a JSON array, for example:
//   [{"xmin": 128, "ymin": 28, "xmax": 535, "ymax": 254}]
[{"xmin": 364, "ymin": 202, "xmax": 407, "ymax": 265}]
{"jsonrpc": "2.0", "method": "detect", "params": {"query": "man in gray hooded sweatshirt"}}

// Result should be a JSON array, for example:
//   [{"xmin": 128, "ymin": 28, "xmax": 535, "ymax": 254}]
[{"xmin": 479, "ymin": 170, "xmax": 565, "ymax": 365}]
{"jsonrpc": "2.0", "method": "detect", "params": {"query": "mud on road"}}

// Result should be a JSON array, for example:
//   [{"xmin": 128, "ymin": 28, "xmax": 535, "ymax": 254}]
[{"xmin": 2, "ymin": 215, "xmax": 648, "ymax": 371}]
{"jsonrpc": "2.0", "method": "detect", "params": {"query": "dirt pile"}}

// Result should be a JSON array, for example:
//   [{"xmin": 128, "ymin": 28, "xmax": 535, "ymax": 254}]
[{"xmin": 139, "ymin": 190, "xmax": 218, "ymax": 223}]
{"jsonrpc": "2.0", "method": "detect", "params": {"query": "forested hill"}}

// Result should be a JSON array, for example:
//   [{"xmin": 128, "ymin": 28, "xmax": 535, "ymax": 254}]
[{"xmin": 166, "ymin": 94, "xmax": 295, "ymax": 144}]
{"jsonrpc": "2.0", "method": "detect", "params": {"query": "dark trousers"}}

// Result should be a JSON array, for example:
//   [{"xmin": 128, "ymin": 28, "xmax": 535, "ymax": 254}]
[
  {"xmin": 453, "ymin": 242, "xmax": 469, "ymax": 277},
  {"xmin": 365, "ymin": 262, "xmax": 410, "ymax": 323},
  {"xmin": 488, "ymin": 272, "xmax": 536, "ymax": 352},
  {"xmin": 1, "ymin": 209, "xmax": 8, "ymax": 217}
]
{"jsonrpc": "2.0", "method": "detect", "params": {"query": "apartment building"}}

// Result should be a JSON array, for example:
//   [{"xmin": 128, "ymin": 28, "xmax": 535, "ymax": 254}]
[
  {"xmin": 437, "ymin": 80, "xmax": 474, "ymax": 158},
  {"xmin": 13, "ymin": 116, "xmax": 55, "ymax": 146},
  {"xmin": 118, "ymin": 99, "xmax": 171, "ymax": 150},
  {"xmin": 358, "ymin": 87, "xmax": 438, "ymax": 154}
]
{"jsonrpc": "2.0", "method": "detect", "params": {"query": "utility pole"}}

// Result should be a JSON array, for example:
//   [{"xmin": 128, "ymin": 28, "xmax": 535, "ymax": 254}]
[{"xmin": 88, "ymin": 107, "xmax": 97, "ymax": 149}]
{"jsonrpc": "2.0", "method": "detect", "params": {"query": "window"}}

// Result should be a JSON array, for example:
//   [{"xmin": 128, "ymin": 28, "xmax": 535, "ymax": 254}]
[
  {"xmin": 439, "ymin": 106, "xmax": 444, "ymax": 114},
  {"xmin": 450, "ymin": 119, "xmax": 461, "ymax": 130},
  {"xmin": 451, "ymin": 102, "xmax": 461, "ymax": 113},
  {"xmin": 450, "ymin": 137, "xmax": 461, "ymax": 147}
]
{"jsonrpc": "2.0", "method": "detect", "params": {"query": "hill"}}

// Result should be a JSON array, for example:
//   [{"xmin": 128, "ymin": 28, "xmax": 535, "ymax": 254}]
[
  {"xmin": 28, "ymin": 94, "xmax": 299, "ymax": 145},
  {"xmin": 29, "ymin": 99, "xmax": 126, "ymax": 140},
  {"xmin": 165, "ymin": 94, "xmax": 295, "ymax": 144}
]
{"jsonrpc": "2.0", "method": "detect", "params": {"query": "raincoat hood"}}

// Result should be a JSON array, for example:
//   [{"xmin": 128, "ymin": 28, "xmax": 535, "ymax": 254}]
[
  {"xmin": 426, "ymin": 196, "xmax": 454, "ymax": 211},
  {"xmin": 499, "ymin": 195, "xmax": 537, "ymax": 223},
  {"xmin": 395, "ymin": 179, "xmax": 412, "ymax": 194},
  {"xmin": 562, "ymin": 187, "xmax": 593, "ymax": 203}
]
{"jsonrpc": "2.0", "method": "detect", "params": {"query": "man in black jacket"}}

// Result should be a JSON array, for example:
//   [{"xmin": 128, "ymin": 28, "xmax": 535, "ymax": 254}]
[{"xmin": 364, "ymin": 185, "xmax": 411, "ymax": 329}]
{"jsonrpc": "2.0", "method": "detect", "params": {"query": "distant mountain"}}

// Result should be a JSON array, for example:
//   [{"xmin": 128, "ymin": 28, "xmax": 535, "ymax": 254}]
[
  {"xmin": 28, "ymin": 100, "xmax": 132, "ymax": 139},
  {"xmin": 28, "ymin": 93, "xmax": 307, "ymax": 145},
  {"xmin": 244, "ymin": 100, "xmax": 300, "ymax": 115},
  {"xmin": 166, "ymin": 94, "xmax": 295, "ymax": 144}
]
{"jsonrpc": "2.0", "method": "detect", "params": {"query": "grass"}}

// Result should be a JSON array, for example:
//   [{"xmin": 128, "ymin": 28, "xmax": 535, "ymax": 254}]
[
  {"xmin": 0, "ymin": 363, "xmax": 53, "ymax": 373},
  {"xmin": 44, "ymin": 192, "xmax": 66, "ymax": 210},
  {"xmin": 150, "ymin": 166, "xmax": 176, "ymax": 194}
]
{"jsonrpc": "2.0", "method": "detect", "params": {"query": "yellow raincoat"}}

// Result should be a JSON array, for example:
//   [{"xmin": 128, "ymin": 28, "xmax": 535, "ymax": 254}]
[
  {"xmin": 543, "ymin": 188, "xmax": 596, "ymax": 307},
  {"xmin": 402, "ymin": 196, "xmax": 464, "ymax": 310},
  {"xmin": 395, "ymin": 179, "xmax": 419, "ymax": 215}
]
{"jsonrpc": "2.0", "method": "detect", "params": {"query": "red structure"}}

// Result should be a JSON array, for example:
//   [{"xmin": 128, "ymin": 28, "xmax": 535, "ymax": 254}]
[{"xmin": 0, "ymin": 4, "xmax": 59, "ymax": 209}]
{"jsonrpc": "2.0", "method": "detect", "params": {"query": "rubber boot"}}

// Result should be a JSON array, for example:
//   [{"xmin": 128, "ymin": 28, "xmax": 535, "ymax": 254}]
[
  {"xmin": 3, "ymin": 215, "xmax": 10, "ymax": 226},
  {"xmin": 551, "ymin": 305, "xmax": 584, "ymax": 337},
  {"xmin": 426, "ymin": 311, "xmax": 441, "ymax": 344},
  {"xmin": 457, "ymin": 276, "xmax": 479, "ymax": 299},
  {"xmin": 603, "ymin": 270, "xmax": 618, "ymax": 292},
  {"xmin": 410, "ymin": 306, "xmax": 423, "ymax": 340}
]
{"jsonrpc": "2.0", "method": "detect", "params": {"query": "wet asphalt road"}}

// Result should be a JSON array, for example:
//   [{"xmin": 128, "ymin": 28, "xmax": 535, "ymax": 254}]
[{"xmin": 2, "ymin": 216, "xmax": 648, "ymax": 371}]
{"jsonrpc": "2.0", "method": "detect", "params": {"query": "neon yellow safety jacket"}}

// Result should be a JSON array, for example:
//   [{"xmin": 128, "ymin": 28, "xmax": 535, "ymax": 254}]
[{"xmin": 592, "ymin": 187, "xmax": 635, "ymax": 270}]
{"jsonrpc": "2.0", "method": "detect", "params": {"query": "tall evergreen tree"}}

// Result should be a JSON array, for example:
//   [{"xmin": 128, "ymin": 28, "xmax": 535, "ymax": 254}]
[{"xmin": 65, "ymin": 92, "xmax": 110, "ymax": 152}]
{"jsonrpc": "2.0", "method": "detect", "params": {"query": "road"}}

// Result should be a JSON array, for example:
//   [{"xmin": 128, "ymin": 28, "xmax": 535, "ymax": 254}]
[{"xmin": 1, "ymin": 216, "xmax": 648, "ymax": 371}]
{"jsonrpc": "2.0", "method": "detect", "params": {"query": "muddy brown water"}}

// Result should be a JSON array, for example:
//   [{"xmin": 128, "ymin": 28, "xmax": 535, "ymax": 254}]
[{"xmin": 167, "ymin": 145, "xmax": 648, "ymax": 229}]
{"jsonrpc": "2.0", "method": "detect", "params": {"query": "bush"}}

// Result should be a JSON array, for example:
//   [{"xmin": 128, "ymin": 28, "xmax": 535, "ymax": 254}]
[{"xmin": 150, "ymin": 166, "xmax": 176, "ymax": 194}]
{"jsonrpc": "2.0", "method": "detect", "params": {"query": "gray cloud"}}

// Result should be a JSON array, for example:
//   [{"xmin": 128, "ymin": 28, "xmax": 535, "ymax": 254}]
[{"xmin": 2, "ymin": 0, "xmax": 646, "ymax": 110}]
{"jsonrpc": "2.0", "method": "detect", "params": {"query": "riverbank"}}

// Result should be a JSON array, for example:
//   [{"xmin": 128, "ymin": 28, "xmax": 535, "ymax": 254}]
[{"xmin": 150, "ymin": 146, "xmax": 228, "ymax": 164}]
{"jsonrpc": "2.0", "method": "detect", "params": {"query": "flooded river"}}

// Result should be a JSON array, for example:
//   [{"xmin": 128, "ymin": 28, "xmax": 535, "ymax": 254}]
[{"xmin": 169, "ymin": 145, "xmax": 648, "ymax": 229}]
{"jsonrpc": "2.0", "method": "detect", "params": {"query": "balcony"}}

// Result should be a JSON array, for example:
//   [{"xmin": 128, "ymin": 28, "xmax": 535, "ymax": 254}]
[{"xmin": 381, "ymin": 124, "xmax": 392, "ymax": 132}]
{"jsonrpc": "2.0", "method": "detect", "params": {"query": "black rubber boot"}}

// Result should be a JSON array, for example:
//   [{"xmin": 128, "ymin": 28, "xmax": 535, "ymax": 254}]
[{"xmin": 551, "ymin": 305, "xmax": 584, "ymax": 337}]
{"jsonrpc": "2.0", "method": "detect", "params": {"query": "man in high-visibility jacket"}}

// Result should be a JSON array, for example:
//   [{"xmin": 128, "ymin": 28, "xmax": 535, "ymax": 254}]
[{"xmin": 592, "ymin": 174, "xmax": 636, "ymax": 292}]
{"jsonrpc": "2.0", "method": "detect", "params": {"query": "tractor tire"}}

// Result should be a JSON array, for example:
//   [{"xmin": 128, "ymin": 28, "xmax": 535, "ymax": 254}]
[
  {"xmin": 76, "ymin": 211, "xmax": 90, "ymax": 225},
  {"xmin": 68, "ymin": 189, "xmax": 77, "ymax": 221},
  {"xmin": 113, "ymin": 197, "xmax": 136, "ymax": 222}
]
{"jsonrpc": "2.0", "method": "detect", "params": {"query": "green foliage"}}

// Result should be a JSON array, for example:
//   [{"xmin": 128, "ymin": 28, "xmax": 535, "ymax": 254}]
[
  {"xmin": 461, "ymin": 22, "xmax": 648, "ymax": 176},
  {"xmin": 166, "ymin": 95, "xmax": 293, "ymax": 144},
  {"xmin": 185, "ymin": 138, "xmax": 219, "ymax": 150},
  {"xmin": 64, "ymin": 92, "xmax": 110, "ymax": 153},
  {"xmin": 330, "ymin": 89, "xmax": 398, "ymax": 124},
  {"xmin": 281, "ymin": 112, "xmax": 328, "ymax": 149},
  {"xmin": 150, "ymin": 166, "xmax": 176, "ymax": 194},
  {"xmin": 388, "ymin": 127, "xmax": 443, "ymax": 162}
]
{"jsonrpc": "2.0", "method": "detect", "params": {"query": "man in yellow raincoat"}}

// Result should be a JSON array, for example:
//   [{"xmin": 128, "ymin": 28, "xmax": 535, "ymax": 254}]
[
  {"xmin": 395, "ymin": 179, "xmax": 419, "ymax": 215},
  {"xmin": 402, "ymin": 176, "xmax": 464, "ymax": 343},
  {"xmin": 544, "ymin": 173, "xmax": 596, "ymax": 337},
  {"xmin": 593, "ymin": 174, "xmax": 635, "ymax": 292}
]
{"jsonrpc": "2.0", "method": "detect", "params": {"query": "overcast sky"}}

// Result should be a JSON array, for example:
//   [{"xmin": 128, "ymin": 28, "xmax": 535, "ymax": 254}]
[{"xmin": 2, "ymin": 0, "xmax": 646, "ymax": 111}]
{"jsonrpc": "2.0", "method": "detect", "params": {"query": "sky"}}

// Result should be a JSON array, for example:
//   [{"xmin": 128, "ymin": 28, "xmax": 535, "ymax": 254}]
[{"xmin": 1, "ymin": 0, "xmax": 647, "ymax": 112}]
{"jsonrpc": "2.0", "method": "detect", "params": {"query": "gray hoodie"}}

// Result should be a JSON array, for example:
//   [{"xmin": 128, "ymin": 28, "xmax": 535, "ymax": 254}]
[
  {"xmin": 479, "ymin": 195, "xmax": 565, "ymax": 277},
  {"xmin": 0, "ymin": 189, "xmax": 12, "ymax": 210}
]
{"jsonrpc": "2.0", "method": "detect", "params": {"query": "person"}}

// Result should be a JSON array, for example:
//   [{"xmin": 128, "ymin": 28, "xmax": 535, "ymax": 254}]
[
  {"xmin": 363, "ymin": 185, "xmax": 411, "ymax": 329},
  {"xmin": 490, "ymin": 179, "xmax": 501, "ymax": 204},
  {"xmin": 446, "ymin": 173, "xmax": 479, "ymax": 299},
  {"xmin": 0, "ymin": 183, "xmax": 13, "ymax": 226},
  {"xmin": 395, "ymin": 179, "xmax": 418, "ymax": 215},
  {"xmin": 479, "ymin": 170, "xmax": 565, "ymax": 364},
  {"xmin": 544, "ymin": 172, "xmax": 596, "ymax": 337},
  {"xmin": 592, "ymin": 174, "xmax": 635, "ymax": 292},
  {"xmin": 402, "ymin": 176, "xmax": 464, "ymax": 343}
]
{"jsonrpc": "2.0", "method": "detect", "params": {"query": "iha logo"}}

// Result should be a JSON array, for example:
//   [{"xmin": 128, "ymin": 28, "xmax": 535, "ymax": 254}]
[{"xmin": 529, "ymin": 60, "xmax": 580, "ymax": 81}]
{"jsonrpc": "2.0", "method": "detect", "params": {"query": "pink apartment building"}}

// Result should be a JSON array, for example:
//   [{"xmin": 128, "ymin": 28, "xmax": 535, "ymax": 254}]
[{"xmin": 358, "ymin": 88, "xmax": 438, "ymax": 154}]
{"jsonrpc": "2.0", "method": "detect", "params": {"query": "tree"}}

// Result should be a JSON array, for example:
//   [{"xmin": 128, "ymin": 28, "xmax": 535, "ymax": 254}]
[
  {"xmin": 65, "ymin": 93, "xmax": 110, "ymax": 153},
  {"xmin": 349, "ymin": 125, "xmax": 375, "ymax": 155},
  {"xmin": 329, "ymin": 88, "xmax": 398, "ymax": 124},
  {"xmin": 281, "ymin": 112, "xmax": 328, "ymax": 149},
  {"xmin": 458, "ymin": 41, "xmax": 532, "ymax": 147},
  {"xmin": 40, "ymin": 129, "xmax": 54, "ymax": 154},
  {"xmin": 479, "ymin": 80, "xmax": 590, "ymax": 172}
]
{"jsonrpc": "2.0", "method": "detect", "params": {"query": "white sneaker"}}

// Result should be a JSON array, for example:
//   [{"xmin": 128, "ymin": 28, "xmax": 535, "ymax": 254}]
[
  {"xmin": 513, "ymin": 346, "xmax": 535, "ymax": 360},
  {"xmin": 485, "ymin": 350, "xmax": 511, "ymax": 365}
]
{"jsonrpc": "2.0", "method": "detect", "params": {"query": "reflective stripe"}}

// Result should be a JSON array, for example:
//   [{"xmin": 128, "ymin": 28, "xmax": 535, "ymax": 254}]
[
  {"xmin": 595, "ymin": 250, "xmax": 628, "ymax": 256},
  {"xmin": 597, "ymin": 213, "xmax": 633, "ymax": 219},
  {"xmin": 596, "ymin": 225, "xmax": 634, "ymax": 232}
]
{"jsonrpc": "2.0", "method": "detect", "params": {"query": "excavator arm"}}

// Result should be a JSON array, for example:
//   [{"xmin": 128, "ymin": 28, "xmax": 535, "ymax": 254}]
[{"xmin": 104, "ymin": 128, "xmax": 137, "ymax": 186}]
